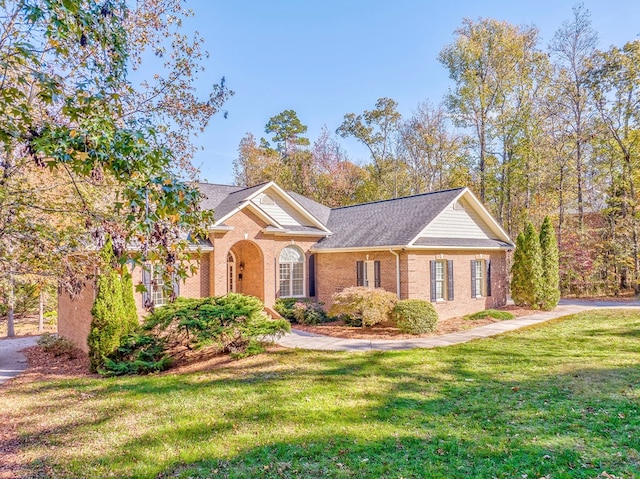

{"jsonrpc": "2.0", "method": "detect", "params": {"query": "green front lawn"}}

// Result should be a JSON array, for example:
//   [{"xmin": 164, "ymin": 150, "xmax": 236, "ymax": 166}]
[{"xmin": 6, "ymin": 309, "xmax": 640, "ymax": 478}]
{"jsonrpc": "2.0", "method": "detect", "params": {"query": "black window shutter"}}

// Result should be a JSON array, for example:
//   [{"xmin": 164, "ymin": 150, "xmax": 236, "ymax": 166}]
[
  {"xmin": 470, "ymin": 260, "xmax": 477, "ymax": 298},
  {"xmin": 430, "ymin": 260, "xmax": 436, "ymax": 302},
  {"xmin": 356, "ymin": 261, "xmax": 364, "ymax": 287},
  {"xmin": 486, "ymin": 259, "xmax": 492, "ymax": 297},
  {"xmin": 142, "ymin": 267, "xmax": 151, "ymax": 306},
  {"xmin": 374, "ymin": 261, "xmax": 381, "ymax": 288},
  {"xmin": 308, "ymin": 254, "xmax": 316, "ymax": 297},
  {"xmin": 447, "ymin": 260, "xmax": 454, "ymax": 301}
]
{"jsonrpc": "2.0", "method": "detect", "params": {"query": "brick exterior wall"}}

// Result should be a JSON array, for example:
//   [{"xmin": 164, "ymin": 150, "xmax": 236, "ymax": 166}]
[
  {"xmin": 316, "ymin": 249, "xmax": 507, "ymax": 320},
  {"xmin": 58, "ymin": 204, "xmax": 509, "ymax": 351},
  {"xmin": 58, "ymin": 283, "xmax": 96, "ymax": 353},
  {"xmin": 407, "ymin": 250, "xmax": 507, "ymax": 320},
  {"xmin": 211, "ymin": 209, "xmax": 321, "ymax": 308}
]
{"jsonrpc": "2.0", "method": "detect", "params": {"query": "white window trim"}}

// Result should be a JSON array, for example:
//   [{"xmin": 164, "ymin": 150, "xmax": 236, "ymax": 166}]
[
  {"xmin": 278, "ymin": 246, "xmax": 305, "ymax": 298},
  {"xmin": 474, "ymin": 259, "xmax": 485, "ymax": 298},
  {"xmin": 435, "ymin": 259, "xmax": 447, "ymax": 302}
]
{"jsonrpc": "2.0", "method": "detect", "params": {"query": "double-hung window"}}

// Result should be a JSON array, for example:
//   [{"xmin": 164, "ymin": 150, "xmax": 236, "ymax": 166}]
[
  {"xmin": 430, "ymin": 259, "xmax": 454, "ymax": 302},
  {"xmin": 356, "ymin": 260, "xmax": 380, "ymax": 288},
  {"xmin": 142, "ymin": 265, "xmax": 179, "ymax": 309},
  {"xmin": 279, "ymin": 246, "xmax": 304, "ymax": 297},
  {"xmin": 471, "ymin": 259, "xmax": 492, "ymax": 298}
]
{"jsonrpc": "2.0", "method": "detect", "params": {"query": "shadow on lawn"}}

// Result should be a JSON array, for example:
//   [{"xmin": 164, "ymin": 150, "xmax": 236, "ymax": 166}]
[
  {"xmin": 21, "ymin": 356, "xmax": 638, "ymax": 479},
  {"xmin": 145, "ymin": 363, "xmax": 640, "ymax": 479},
  {"xmin": 18, "ymin": 310, "xmax": 640, "ymax": 479}
]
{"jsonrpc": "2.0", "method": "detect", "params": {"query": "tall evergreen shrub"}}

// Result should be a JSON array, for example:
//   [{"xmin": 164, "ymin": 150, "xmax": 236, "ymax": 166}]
[
  {"xmin": 539, "ymin": 216, "xmax": 560, "ymax": 310},
  {"xmin": 510, "ymin": 232, "xmax": 527, "ymax": 306},
  {"xmin": 510, "ymin": 222, "xmax": 544, "ymax": 309},
  {"xmin": 87, "ymin": 239, "xmax": 139, "ymax": 371}
]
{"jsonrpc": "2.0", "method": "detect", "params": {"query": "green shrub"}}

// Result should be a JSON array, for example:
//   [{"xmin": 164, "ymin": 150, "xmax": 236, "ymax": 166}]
[
  {"xmin": 87, "ymin": 239, "xmax": 139, "ymax": 372},
  {"xmin": 102, "ymin": 333, "xmax": 170, "ymax": 376},
  {"xmin": 392, "ymin": 299, "xmax": 438, "ymax": 334},
  {"xmin": 37, "ymin": 333, "xmax": 77, "ymax": 358},
  {"xmin": 465, "ymin": 309, "xmax": 515, "ymax": 321},
  {"xmin": 102, "ymin": 293, "xmax": 290, "ymax": 375},
  {"xmin": 329, "ymin": 287, "xmax": 398, "ymax": 327},
  {"xmin": 274, "ymin": 298, "xmax": 329, "ymax": 325},
  {"xmin": 539, "ymin": 216, "xmax": 561, "ymax": 311}
]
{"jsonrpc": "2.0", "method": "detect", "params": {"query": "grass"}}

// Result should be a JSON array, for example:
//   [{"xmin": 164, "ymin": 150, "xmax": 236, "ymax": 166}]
[
  {"xmin": 464, "ymin": 308, "xmax": 515, "ymax": 321},
  {"xmin": 4, "ymin": 309, "xmax": 640, "ymax": 478}
]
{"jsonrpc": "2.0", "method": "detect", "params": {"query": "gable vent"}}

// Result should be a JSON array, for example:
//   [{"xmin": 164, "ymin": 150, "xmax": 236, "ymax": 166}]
[{"xmin": 260, "ymin": 194, "xmax": 275, "ymax": 205}]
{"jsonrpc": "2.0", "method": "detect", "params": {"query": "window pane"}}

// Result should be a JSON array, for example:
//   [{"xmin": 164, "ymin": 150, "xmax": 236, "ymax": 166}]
[
  {"xmin": 292, "ymin": 279, "xmax": 303, "ymax": 296},
  {"xmin": 280, "ymin": 280, "xmax": 290, "ymax": 297},
  {"xmin": 435, "ymin": 261, "xmax": 444, "ymax": 280},
  {"xmin": 435, "ymin": 260, "xmax": 446, "ymax": 300},
  {"xmin": 292, "ymin": 263, "xmax": 303, "ymax": 280},
  {"xmin": 152, "ymin": 269, "xmax": 165, "ymax": 306}
]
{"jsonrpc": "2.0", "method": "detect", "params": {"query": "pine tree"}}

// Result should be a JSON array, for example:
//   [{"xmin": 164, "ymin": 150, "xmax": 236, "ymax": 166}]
[
  {"xmin": 539, "ymin": 216, "xmax": 561, "ymax": 310},
  {"xmin": 510, "ymin": 223, "xmax": 545, "ymax": 308}
]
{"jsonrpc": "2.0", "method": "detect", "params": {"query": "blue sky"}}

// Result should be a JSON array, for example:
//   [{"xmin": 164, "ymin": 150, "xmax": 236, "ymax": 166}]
[{"xmin": 178, "ymin": 1, "xmax": 639, "ymax": 185}]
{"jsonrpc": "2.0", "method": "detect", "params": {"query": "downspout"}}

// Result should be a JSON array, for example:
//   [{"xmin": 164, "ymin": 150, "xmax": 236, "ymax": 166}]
[{"xmin": 389, "ymin": 249, "xmax": 401, "ymax": 298}]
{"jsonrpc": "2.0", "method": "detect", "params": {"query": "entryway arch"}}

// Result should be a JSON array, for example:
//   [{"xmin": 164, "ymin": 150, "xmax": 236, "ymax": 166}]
[{"xmin": 227, "ymin": 240, "xmax": 264, "ymax": 302}]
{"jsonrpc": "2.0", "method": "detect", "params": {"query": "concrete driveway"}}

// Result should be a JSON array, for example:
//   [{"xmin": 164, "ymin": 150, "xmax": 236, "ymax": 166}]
[
  {"xmin": 0, "ymin": 336, "xmax": 40, "ymax": 386},
  {"xmin": 277, "ymin": 299, "xmax": 640, "ymax": 352}
]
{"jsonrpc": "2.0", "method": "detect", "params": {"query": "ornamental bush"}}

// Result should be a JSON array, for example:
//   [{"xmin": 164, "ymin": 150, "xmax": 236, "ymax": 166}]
[
  {"xmin": 101, "ymin": 293, "xmax": 290, "ymax": 375},
  {"xmin": 392, "ymin": 299, "xmax": 438, "ymax": 334},
  {"xmin": 329, "ymin": 287, "xmax": 398, "ymax": 327},
  {"xmin": 274, "ymin": 297, "xmax": 329, "ymax": 325}
]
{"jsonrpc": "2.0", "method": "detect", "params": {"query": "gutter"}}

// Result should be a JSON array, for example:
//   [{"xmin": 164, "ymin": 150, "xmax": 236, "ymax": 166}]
[{"xmin": 389, "ymin": 249, "xmax": 401, "ymax": 298}]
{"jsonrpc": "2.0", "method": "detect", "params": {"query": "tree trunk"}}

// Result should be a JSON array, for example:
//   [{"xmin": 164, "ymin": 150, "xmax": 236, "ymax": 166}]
[
  {"xmin": 39, "ymin": 286, "xmax": 45, "ymax": 333},
  {"xmin": 7, "ymin": 272, "xmax": 15, "ymax": 338}
]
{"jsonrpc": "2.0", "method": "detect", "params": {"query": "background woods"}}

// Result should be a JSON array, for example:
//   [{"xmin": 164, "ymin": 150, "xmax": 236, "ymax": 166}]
[{"xmin": 233, "ymin": 6, "xmax": 640, "ymax": 297}]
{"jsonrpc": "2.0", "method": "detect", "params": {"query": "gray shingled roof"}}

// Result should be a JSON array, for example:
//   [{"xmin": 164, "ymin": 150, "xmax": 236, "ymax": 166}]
[
  {"xmin": 197, "ymin": 183, "xmax": 243, "ymax": 211},
  {"xmin": 196, "ymin": 183, "xmax": 510, "ymax": 250},
  {"xmin": 287, "ymin": 191, "xmax": 332, "ymax": 225},
  {"xmin": 197, "ymin": 182, "xmax": 268, "ymax": 220},
  {"xmin": 315, "ymin": 188, "xmax": 466, "ymax": 249}
]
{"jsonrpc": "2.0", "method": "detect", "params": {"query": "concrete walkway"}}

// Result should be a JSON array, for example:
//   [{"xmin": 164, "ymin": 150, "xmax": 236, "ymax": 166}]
[
  {"xmin": 277, "ymin": 300, "xmax": 640, "ymax": 352},
  {"xmin": 0, "ymin": 335, "xmax": 40, "ymax": 385}
]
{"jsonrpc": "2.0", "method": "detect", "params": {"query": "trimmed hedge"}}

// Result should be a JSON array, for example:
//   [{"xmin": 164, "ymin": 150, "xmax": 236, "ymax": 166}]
[
  {"xmin": 392, "ymin": 299, "xmax": 438, "ymax": 334},
  {"xmin": 330, "ymin": 287, "xmax": 398, "ymax": 327}
]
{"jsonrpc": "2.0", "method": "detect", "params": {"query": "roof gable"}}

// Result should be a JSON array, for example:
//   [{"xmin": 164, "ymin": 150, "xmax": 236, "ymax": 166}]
[
  {"xmin": 315, "ymin": 188, "xmax": 465, "ymax": 249},
  {"xmin": 409, "ymin": 188, "xmax": 512, "ymax": 247},
  {"xmin": 199, "ymin": 182, "xmax": 330, "ymax": 234}
]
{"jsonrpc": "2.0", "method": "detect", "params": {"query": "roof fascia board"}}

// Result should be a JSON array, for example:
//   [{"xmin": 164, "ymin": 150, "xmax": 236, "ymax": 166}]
[
  {"xmin": 407, "ymin": 188, "xmax": 467, "ymax": 247},
  {"xmin": 405, "ymin": 244, "xmax": 513, "ymax": 251},
  {"xmin": 213, "ymin": 198, "xmax": 283, "ymax": 229},
  {"xmin": 311, "ymin": 245, "xmax": 407, "ymax": 253},
  {"xmin": 262, "ymin": 228, "xmax": 331, "ymax": 238},
  {"xmin": 460, "ymin": 189, "xmax": 513, "ymax": 243},
  {"xmin": 265, "ymin": 183, "xmax": 332, "ymax": 233},
  {"xmin": 406, "ymin": 188, "xmax": 513, "ymax": 246}
]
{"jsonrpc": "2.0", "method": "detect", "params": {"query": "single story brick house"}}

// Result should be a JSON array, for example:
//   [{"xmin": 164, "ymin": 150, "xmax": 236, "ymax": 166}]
[{"xmin": 59, "ymin": 181, "xmax": 514, "ymax": 351}]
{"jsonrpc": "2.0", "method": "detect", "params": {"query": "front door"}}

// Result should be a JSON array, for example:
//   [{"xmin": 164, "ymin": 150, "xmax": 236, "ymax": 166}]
[{"xmin": 227, "ymin": 252, "xmax": 236, "ymax": 293}]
